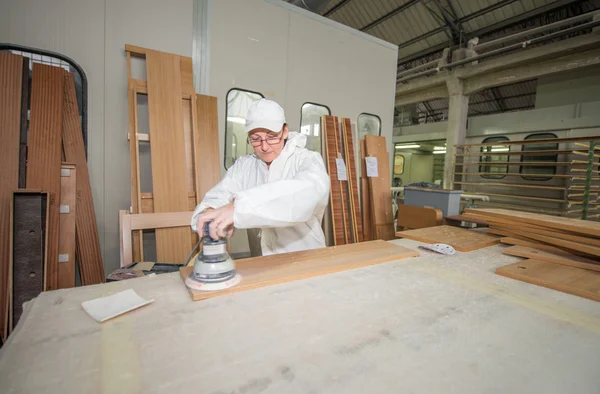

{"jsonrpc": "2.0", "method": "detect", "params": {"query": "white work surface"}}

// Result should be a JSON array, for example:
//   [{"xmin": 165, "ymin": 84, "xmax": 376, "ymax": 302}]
[{"xmin": 1, "ymin": 239, "xmax": 600, "ymax": 394}]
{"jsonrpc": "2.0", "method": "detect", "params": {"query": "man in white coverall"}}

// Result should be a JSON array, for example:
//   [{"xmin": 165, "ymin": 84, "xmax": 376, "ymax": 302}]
[{"xmin": 190, "ymin": 99, "xmax": 330, "ymax": 255}]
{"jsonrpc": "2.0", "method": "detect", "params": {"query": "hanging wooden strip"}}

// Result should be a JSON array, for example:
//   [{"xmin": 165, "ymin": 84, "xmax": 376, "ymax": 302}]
[
  {"xmin": 0, "ymin": 52, "xmax": 26, "ymax": 341},
  {"xmin": 11, "ymin": 191, "xmax": 48, "ymax": 331},
  {"xmin": 341, "ymin": 118, "xmax": 363, "ymax": 243},
  {"xmin": 323, "ymin": 115, "xmax": 345, "ymax": 245},
  {"xmin": 194, "ymin": 94, "xmax": 221, "ymax": 203},
  {"xmin": 360, "ymin": 139, "xmax": 374, "ymax": 241},
  {"xmin": 58, "ymin": 164, "xmax": 76, "ymax": 289},
  {"xmin": 335, "ymin": 120, "xmax": 352, "ymax": 244},
  {"xmin": 63, "ymin": 73, "xmax": 105, "ymax": 285},
  {"xmin": 364, "ymin": 135, "xmax": 395, "ymax": 241},
  {"xmin": 27, "ymin": 63, "xmax": 64, "ymax": 291},
  {"xmin": 145, "ymin": 49, "xmax": 192, "ymax": 264}
]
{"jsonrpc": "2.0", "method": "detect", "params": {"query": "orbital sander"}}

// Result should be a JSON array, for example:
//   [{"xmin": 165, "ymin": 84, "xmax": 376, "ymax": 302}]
[{"xmin": 184, "ymin": 221, "xmax": 241, "ymax": 291}]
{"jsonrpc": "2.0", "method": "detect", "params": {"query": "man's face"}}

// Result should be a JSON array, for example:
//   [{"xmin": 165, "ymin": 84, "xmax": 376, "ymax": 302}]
[{"xmin": 248, "ymin": 125, "xmax": 288, "ymax": 164}]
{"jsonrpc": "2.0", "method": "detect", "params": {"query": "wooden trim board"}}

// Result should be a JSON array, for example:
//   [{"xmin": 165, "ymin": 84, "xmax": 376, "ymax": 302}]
[
  {"xmin": 0, "ymin": 52, "xmax": 25, "ymax": 341},
  {"xmin": 27, "ymin": 63, "xmax": 64, "ymax": 291},
  {"xmin": 360, "ymin": 139, "xmax": 374, "ymax": 241},
  {"xmin": 341, "ymin": 118, "xmax": 363, "ymax": 243},
  {"xmin": 193, "ymin": 94, "xmax": 221, "ymax": 202},
  {"xmin": 500, "ymin": 237, "xmax": 565, "ymax": 253},
  {"xmin": 465, "ymin": 208, "xmax": 600, "ymax": 238},
  {"xmin": 58, "ymin": 164, "xmax": 76, "ymax": 289},
  {"xmin": 396, "ymin": 225, "xmax": 500, "ymax": 252},
  {"xmin": 62, "ymin": 73, "xmax": 105, "ymax": 285},
  {"xmin": 503, "ymin": 245, "xmax": 600, "ymax": 272},
  {"xmin": 323, "ymin": 116, "xmax": 345, "ymax": 245},
  {"xmin": 496, "ymin": 259, "xmax": 600, "ymax": 302},
  {"xmin": 180, "ymin": 240, "xmax": 420, "ymax": 301},
  {"xmin": 364, "ymin": 135, "xmax": 395, "ymax": 240}
]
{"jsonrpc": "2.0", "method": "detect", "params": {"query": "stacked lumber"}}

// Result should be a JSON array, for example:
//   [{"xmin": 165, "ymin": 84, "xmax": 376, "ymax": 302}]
[
  {"xmin": 0, "ymin": 53, "xmax": 104, "ymax": 341},
  {"xmin": 463, "ymin": 208, "xmax": 600, "ymax": 301},
  {"xmin": 322, "ymin": 115, "xmax": 363, "ymax": 245},
  {"xmin": 124, "ymin": 45, "xmax": 220, "ymax": 265}
]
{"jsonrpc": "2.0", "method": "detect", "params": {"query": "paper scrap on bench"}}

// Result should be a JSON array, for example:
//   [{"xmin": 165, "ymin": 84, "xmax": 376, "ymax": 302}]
[{"xmin": 81, "ymin": 289, "xmax": 154, "ymax": 323}]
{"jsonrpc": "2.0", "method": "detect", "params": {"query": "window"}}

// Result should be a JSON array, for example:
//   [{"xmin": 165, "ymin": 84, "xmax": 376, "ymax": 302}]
[
  {"xmin": 394, "ymin": 154, "xmax": 405, "ymax": 175},
  {"xmin": 357, "ymin": 113, "xmax": 381, "ymax": 140},
  {"xmin": 224, "ymin": 88, "xmax": 264, "ymax": 169},
  {"xmin": 300, "ymin": 102, "xmax": 331, "ymax": 152},
  {"xmin": 520, "ymin": 133, "xmax": 558, "ymax": 181},
  {"xmin": 479, "ymin": 136, "xmax": 510, "ymax": 179},
  {"xmin": 1, "ymin": 45, "xmax": 88, "ymax": 153}
]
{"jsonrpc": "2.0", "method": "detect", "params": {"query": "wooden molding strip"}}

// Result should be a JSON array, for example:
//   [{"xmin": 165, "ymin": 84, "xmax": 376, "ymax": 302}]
[
  {"xmin": 365, "ymin": 135, "xmax": 395, "ymax": 241},
  {"xmin": 360, "ymin": 139, "xmax": 374, "ymax": 241},
  {"xmin": 57, "ymin": 164, "xmax": 76, "ymax": 289},
  {"xmin": 341, "ymin": 118, "xmax": 363, "ymax": 243}
]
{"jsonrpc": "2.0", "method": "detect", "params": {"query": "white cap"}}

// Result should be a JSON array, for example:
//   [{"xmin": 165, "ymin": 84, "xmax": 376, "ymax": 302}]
[{"xmin": 245, "ymin": 99, "xmax": 286, "ymax": 134}]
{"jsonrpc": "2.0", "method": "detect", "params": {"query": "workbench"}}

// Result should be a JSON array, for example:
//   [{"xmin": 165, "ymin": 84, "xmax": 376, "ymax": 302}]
[{"xmin": 1, "ymin": 239, "xmax": 599, "ymax": 394}]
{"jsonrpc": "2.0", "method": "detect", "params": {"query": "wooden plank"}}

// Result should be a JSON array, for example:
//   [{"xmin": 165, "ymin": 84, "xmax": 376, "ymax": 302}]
[
  {"xmin": 396, "ymin": 225, "xmax": 500, "ymax": 252},
  {"xmin": 463, "ymin": 213, "xmax": 600, "ymax": 247},
  {"xmin": 58, "ymin": 164, "xmax": 76, "ymax": 289},
  {"xmin": 456, "ymin": 136, "xmax": 600, "ymax": 147},
  {"xmin": 18, "ymin": 57, "xmax": 29, "ymax": 188},
  {"xmin": 396, "ymin": 204, "xmax": 443, "ymax": 230},
  {"xmin": 364, "ymin": 135, "xmax": 395, "ymax": 241},
  {"xmin": 360, "ymin": 139, "xmax": 374, "ymax": 241},
  {"xmin": 341, "ymin": 118, "xmax": 363, "ymax": 242},
  {"xmin": 180, "ymin": 240, "xmax": 420, "ymax": 301},
  {"xmin": 27, "ymin": 63, "xmax": 64, "ymax": 291},
  {"xmin": 336, "ymin": 120, "xmax": 351, "ymax": 244},
  {"xmin": 504, "ymin": 229, "xmax": 600, "ymax": 258},
  {"xmin": 460, "ymin": 192, "xmax": 565, "ymax": 203},
  {"xmin": 127, "ymin": 53, "xmax": 144, "ymax": 263},
  {"xmin": 454, "ymin": 182, "xmax": 567, "ymax": 191},
  {"xmin": 0, "ymin": 52, "xmax": 25, "ymax": 341},
  {"xmin": 496, "ymin": 259, "xmax": 600, "ymax": 302},
  {"xmin": 11, "ymin": 192, "xmax": 48, "ymax": 330},
  {"xmin": 62, "ymin": 73, "xmax": 105, "ymax": 285},
  {"xmin": 456, "ymin": 150, "xmax": 575, "ymax": 157},
  {"xmin": 465, "ymin": 208, "xmax": 600, "ymax": 238},
  {"xmin": 454, "ymin": 172, "xmax": 600, "ymax": 180},
  {"xmin": 146, "ymin": 50, "xmax": 192, "ymax": 264},
  {"xmin": 503, "ymin": 245, "xmax": 600, "ymax": 272},
  {"xmin": 457, "ymin": 162, "xmax": 580, "ymax": 167},
  {"xmin": 323, "ymin": 116, "xmax": 345, "ymax": 245},
  {"xmin": 500, "ymin": 237, "xmax": 567, "ymax": 252},
  {"xmin": 194, "ymin": 95, "xmax": 221, "ymax": 203}
]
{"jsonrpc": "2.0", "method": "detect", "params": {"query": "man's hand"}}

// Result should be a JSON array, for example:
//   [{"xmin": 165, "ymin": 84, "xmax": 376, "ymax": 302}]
[{"xmin": 195, "ymin": 202, "xmax": 235, "ymax": 240}]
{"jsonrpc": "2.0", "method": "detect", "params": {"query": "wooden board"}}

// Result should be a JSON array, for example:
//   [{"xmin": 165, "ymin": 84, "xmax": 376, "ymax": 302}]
[
  {"xmin": 465, "ymin": 208, "xmax": 600, "ymax": 238},
  {"xmin": 62, "ymin": 73, "xmax": 105, "ymax": 285},
  {"xmin": 58, "ymin": 164, "xmax": 76, "ymax": 289},
  {"xmin": 323, "ymin": 116, "xmax": 345, "ymax": 245},
  {"xmin": 194, "ymin": 94, "xmax": 221, "ymax": 202},
  {"xmin": 360, "ymin": 139, "xmax": 373, "ymax": 241},
  {"xmin": 17, "ymin": 57, "xmax": 29, "ymax": 189},
  {"xmin": 396, "ymin": 225, "xmax": 500, "ymax": 252},
  {"xmin": 341, "ymin": 118, "xmax": 363, "ymax": 243},
  {"xmin": 396, "ymin": 204, "xmax": 442, "ymax": 230},
  {"xmin": 364, "ymin": 135, "xmax": 395, "ymax": 240},
  {"xmin": 27, "ymin": 63, "xmax": 64, "ymax": 291},
  {"xmin": 146, "ymin": 50, "xmax": 192, "ymax": 264},
  {"xmin": 504, "ymin": 228, "xmax": 600, "ymax": 258},
  {"xmin": 496, "ymin": 259, "xmax": 600, "ymax": 302},
  {"xmin": 503, "ymin": 245, "xmax": 600, "ymax": 272},
  {"xmin": 180, "ymin": 240, "xmax": 420, "ymax": 301},
  {"xmin": 11, "ymin": 192, "xmax": 48, "ymax": 329},
  {"xmin": 500, "ymin": 237, "xmax": 566, "ymax": 253},
  {"xmin": 0, "ymin": 53, "xmax": 25, "ymax": 341}
]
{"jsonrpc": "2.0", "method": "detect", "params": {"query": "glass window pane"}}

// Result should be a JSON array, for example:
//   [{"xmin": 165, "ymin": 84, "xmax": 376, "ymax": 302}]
[
  {"xmin": 300, "ymin": 103, "xmax": 330, "ymax": 152},
  {"xmin": 520, "ymin": 133, "xmax": 558, "ymax": 181},
  {"xmin": 394, "ymin": 154, "xmax": 404, "ymax": 175},
  {"xmin": 479, "ymin": 136, "xmax": 510, "ymax": 179},
  {"xmin": 224, "ymin": 89, "xmax": 264, "ymax": 169},
  {"xmin": 357, "ymin": 113, "xmax": 381, "ymax": 140}
]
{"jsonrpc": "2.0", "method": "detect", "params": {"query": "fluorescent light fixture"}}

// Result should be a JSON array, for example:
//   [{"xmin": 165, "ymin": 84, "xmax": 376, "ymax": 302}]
[
  {"xmin": 227, "ymin": 116, "xmax": 246, "ymax": 124},
  {"xmin": 433, "ymin": 150, "xmax": 446, "ymax": 154},
  {"xmin": 491, "ymin": 147, "xmax": 509, "ymax": 152},
  {"xmin": 433, "ymin": 146, "xmax": 446, "ymax": 150},
  {"xmin": 395, "ymin": 144, "xmax": 420, "ymax": 149}
]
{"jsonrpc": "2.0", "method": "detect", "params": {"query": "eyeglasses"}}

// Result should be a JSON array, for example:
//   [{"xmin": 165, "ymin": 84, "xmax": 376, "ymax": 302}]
[{"xmin": 247, "ymin": 134, "xmax": 283, "ymax": 147}]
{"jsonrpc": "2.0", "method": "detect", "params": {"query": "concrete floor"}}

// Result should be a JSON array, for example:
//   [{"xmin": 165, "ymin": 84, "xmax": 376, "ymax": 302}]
[{"xmin": 1, "ymin": 239, "xmax": 599, "ymax": 394}]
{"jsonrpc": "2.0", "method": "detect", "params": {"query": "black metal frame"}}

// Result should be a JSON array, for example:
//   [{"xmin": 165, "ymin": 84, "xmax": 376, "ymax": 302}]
[{"xmin": 357, "ymin": 112, "xmax": 382, "ymax": 136}]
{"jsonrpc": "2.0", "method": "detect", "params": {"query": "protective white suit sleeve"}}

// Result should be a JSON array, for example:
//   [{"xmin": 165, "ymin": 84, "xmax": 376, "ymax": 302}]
[
  {"xmin": 190, "ymin": 161, "xmax": 243, "ymax": 231},
  {"xmin": 233, "ymin": 152, "xmax": 330, "ymax": 229}
]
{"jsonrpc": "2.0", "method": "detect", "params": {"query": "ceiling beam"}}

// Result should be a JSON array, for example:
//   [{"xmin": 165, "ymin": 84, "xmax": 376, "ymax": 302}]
[
  {"xmin": 490, "ymin": 88, "xmax": 507, "ymax": 112},
  {"xmin": 323, "ymin": 0, "xmax": 352, "ymax": 17},
  {"xmin": 360, "ymin": 0, "xmax": 420, "ymax": 31}
]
